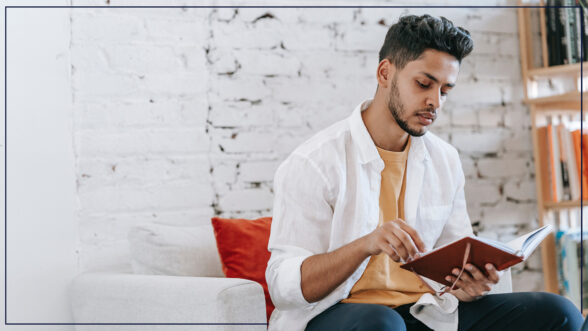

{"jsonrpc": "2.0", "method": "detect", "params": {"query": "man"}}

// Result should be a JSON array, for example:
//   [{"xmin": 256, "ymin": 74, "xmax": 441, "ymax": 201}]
[{"xmin": 266, "ymin": 14, "xmax": 583, "ymax": 331}]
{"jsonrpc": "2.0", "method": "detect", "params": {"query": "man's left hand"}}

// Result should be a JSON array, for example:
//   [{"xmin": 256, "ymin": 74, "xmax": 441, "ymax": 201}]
[{"xmin": 445, "ymin": 263, "xmax": 500, "ymax": 302}]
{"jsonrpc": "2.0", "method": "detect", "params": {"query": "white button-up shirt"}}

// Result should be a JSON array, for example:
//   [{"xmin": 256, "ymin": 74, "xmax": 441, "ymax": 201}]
[{"xmin": 266, "ymin": 100, "xmax": 473, "ymax": 331}]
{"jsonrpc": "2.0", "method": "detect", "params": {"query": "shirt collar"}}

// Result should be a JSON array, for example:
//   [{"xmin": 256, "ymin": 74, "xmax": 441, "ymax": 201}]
[{"xmin": 349, "ymin": 99, "xmax": 430, "ymax": 165}]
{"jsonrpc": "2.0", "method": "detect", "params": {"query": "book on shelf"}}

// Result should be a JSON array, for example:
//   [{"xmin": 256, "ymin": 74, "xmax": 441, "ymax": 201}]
[
  {"xmin": 536, "ymin": 123, "xmax": 586, "ymax": 203},
  {"xmin": 556, "ymin": 228, "xmax": 588, "ymax": 309},
  {"xmin": 400, "ymin": 225, "xmax": 553, "ymax": 287},
  {"xmin": 545, "ymin": 1, "xmax": 586, "ymax": 66}
]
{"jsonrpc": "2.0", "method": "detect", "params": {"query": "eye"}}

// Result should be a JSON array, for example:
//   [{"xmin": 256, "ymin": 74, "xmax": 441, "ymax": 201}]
[
  {"xmin": 441, "ymin": 91, "xmax": 448, "ymax": 97},
  {"xmin": 417, "ymin": 81, "xmax": 430, "ymax": 88}
]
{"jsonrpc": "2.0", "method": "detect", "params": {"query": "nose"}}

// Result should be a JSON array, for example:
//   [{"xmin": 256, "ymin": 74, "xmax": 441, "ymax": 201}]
[{"xmin": 425, "ymin": 89, "xmax": 442, "ymax": 110}]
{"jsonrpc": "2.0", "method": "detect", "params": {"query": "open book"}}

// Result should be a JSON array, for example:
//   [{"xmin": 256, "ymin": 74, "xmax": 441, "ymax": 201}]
[{"xmin": 400, "ymin": 224, "xmax": 553, "ymax": 287}]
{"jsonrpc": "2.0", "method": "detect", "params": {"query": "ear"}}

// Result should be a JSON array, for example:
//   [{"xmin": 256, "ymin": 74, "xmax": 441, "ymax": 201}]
[{"xmin": 376, "ymin": 59, "xmax": 395, "ymax": 89}]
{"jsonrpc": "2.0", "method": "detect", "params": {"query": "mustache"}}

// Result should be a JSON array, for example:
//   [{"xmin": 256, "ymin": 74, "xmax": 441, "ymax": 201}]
[{"xmin": 416, "ymin": 109, "xmax": 437, "ymax": 120}]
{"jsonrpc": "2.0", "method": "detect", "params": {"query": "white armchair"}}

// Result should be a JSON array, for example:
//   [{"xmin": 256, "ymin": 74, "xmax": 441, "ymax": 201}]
[
  {"xmin": 69, "ymin": 223, "xmax": 267, "ymax": 331},
  {"xmin": 69, "ymin": 223, "xmax": 513, "ymax": 331}
]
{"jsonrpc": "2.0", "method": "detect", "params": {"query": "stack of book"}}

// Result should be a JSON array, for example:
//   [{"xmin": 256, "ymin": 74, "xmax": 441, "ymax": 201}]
[
  {"xmin": 556, "ymin": 229, "xmax": 588, "ymax": 309},
  {"xmin": 536, "ymin": 123, "xmax": 587, "ymax": 202},
  {"xmin": 545, "ymin": 0, "xmax": 587, "ymax": 66}
]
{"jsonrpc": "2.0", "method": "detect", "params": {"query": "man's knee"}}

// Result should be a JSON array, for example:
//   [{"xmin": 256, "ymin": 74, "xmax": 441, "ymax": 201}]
[
  {"xmin": 519, "ymin": 292, "xmax": 583, "ymax": 330},
  {"xmin": 352, "ymin": 304, "xmax": 406, "ymax": 331}
]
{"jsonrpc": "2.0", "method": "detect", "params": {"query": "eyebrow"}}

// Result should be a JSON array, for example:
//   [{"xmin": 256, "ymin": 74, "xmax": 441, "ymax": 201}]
[{"xmin": 420, "ymin": 72, "xmax": 455, "ymax": 88}]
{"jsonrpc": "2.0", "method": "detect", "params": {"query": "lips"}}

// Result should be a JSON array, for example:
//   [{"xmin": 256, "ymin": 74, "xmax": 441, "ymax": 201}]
[{"xmin": 417, "ymin": 112, "xmax": 436, "ymax": 126}]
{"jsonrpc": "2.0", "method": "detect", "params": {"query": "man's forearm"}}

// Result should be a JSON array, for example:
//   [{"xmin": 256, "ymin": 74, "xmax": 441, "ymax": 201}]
[{"xmin": 300, "ymin": 236, "xmax": 370, "ymax": 303}]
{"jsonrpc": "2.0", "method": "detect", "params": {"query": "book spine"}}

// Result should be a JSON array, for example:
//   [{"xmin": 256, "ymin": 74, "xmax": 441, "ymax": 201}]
[
  {"xmin": 548, "ymin": 124, "xmax": 561, "ymax": 201},
  {"xmin": 562, "ymin": 125, "xmax": 580, "ymax": 200},
  {"xmin": 574, "ymin": 5, "xmax": 582, "ymax": 63},
  {"xmin": 559, "ymin": 0, "xmax": 571, "ymax": 64},
  {"xmin": 538, "ymin": 127, "xmax": 554, "ymax": 202},
  {"xmin": 568, "ymin": 2, "xmax": 579, "ymax": 63},
  {"xmin": 558, "ymin": 124, "xmax": 571, "ymax": 200}
]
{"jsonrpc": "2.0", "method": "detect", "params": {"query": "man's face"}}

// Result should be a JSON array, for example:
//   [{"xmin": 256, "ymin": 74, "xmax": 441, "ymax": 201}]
[{"xmin": 387, "ymin": 49, "xmax": 460, "ymax": 137}]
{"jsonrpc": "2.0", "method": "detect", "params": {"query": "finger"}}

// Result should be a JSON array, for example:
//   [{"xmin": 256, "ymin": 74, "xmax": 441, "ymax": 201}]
[
  {"xmin": 465, "ymin": 264, "xmax": 488, "ymax": 282},
  {"xmin": 485, "ymin": 264, "xmax": 500, "ymax": 284},
  {"xmin": 395, "ymin": 219, "xmax": 427, "ymax": 253},
  {"xmin": 449, "ymin": 271, "xmax": 490, "ymax": 296},
  {"xmin": 381, "ymin": 229, "xmax": 411, "ymax": 261},
  {"xmin": 445, "ymin": 275, "xmax": 473, "ymax": 294},
  {"xmin": 379, "ymin": 239, "xmax": 401, "ymax": 262},
  {"xmin": 388, "ymin": 223, "xmax": 419, "ymax": 258}
]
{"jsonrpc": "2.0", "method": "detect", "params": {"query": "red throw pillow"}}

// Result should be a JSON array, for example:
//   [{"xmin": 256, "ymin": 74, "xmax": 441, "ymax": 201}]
[{"xmin": 211, "ymin": 217, "xmax": 274, "ymax": 321}]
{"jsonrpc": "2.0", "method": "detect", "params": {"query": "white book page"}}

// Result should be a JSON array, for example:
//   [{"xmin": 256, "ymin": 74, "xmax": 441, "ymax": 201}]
[{"xmin": 505, "ymin": 224, "xmax": 553, "ymax": 258}]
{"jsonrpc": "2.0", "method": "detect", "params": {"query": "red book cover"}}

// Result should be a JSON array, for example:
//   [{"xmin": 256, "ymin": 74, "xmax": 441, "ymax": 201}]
[
  {"xmin": 400, "ymin": 237, "xmax": 523, "ymax": 287},
  {"xmin": 571, "ymin": 130, "xmax": 587, "ymax": 200}
]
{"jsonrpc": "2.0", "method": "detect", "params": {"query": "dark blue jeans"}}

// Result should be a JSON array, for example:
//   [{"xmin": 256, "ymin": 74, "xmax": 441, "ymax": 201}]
[{"xmin": 306, "ymin": 292, "xmax": 583, "ymax": 331}]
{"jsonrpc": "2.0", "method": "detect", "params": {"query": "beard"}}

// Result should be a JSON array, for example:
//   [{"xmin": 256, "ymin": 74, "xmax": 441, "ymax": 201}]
[{"xmin": 387, "ymin": 75, "xmax": 433, "ymax": 137}]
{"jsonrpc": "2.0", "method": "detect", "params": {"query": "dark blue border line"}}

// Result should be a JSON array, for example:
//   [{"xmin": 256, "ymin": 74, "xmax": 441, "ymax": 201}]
[
  {"xmin": 3, "ymin": 5, "xmax": 584, "ymax": 8},
  {"xmin": 3, "ymin": 3, "xmax": 584, "ymax": 326},
  {"xmin": 581, "ymin": 5, "xmax": 585, "ymax": 315}
]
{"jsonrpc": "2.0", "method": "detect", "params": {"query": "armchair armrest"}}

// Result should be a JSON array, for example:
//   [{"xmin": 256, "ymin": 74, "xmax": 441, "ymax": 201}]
[{"xmin": 70, "ymin": 272, "xmax": 267, "ymax": 331}]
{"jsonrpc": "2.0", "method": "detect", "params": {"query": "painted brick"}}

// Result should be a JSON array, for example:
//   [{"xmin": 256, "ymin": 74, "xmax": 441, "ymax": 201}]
[
  {"xmin": 235, "ymin": 49, "xmax": 301, "ymax": 76},
  {"xmin": 465, "ymin": 180, "xmax": 502, "ymax": 206},
  {"xmin": 210, "ymin": 75, "xmax": 271, "ymax": 101},
  {"xmin": 336, "ymin": 24, "xmax": 389, "ymax": 52},
  {"xmin": 209, "ymin": 101, "xmax": 275, "ymax": 128},
  {"xmin": 79, "ymin": 181, "xmax": 215, "ymax": 213},
  {"xmin": 452, "ymin": 129, "xmax": 508, "ymax": 154},
  {"xmin": 451, "ymin": 107, "xmax": 478, "ymax": 127},
  {"xmin": 218, "ymin": 188, "xmax": 274, "ymax": 212},
  {"xmin": 76, "ymin": 98, "xmax": 208, "ymax": 130},
  {"xmin": 504, "ymin": 180, "xmax": 537, "ymax": 202},
  {"xmin": 478, "ymin": 106, "xmax": 505, "ymax": 127},
  {"xmin": 106, "ymin": 45, "xmax": 186, "ymax": 74},
  {"xmin": 477, "ymin": 158, "xmax": 529, "ymax": 178},
  {"xmin": 71, "ymin": 12, "xmax": 146, "ymax": 43},
  {"xmin": 481, "ymin": 202, "xmax": 537, "ymax": 225},
  {"xmin": 76, "ymin": 128, "xmax": 210, "ymax": 156},
  {"xmin": 217, "ymin": 131, "xmax": 275, "ymax": 153},
  {"xmin": 239, "ymin": 160, "xmax": 280, "ymax": 183},
  {"xmin": 460, "ymin": 156, "xmax": 477, "ymax": 179}
]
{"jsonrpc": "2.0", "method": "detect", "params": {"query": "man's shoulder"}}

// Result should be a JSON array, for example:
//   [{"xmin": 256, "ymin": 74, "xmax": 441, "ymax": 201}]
[{"xmin": 290, "ymin": 116, "xmax": 351, "ymax": 160}]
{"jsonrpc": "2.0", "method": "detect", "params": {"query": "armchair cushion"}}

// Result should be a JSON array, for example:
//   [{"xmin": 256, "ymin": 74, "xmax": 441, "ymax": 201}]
[
  {"xmin": 70, "ymin": 272, "xmax": 267, "ymax": 331},
  {"xmin": 128, "ymin": 223, "xmax": 224, "ymax": 277}
]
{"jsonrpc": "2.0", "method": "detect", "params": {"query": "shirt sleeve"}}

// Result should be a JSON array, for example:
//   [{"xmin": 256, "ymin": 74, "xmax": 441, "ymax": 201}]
[
  {"xmin": 265, "ymin": 153, "xmax": 335, "ymax": 310},
  {"xmin": 433, "ymin": 153, "xmax": 474, "ymax": 248}
]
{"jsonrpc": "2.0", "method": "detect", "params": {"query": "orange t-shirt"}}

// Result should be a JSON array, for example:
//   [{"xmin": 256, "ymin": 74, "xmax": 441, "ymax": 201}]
[{"xmin": 342, "ymin": 138, "xmax": 432, "ymax": 306}]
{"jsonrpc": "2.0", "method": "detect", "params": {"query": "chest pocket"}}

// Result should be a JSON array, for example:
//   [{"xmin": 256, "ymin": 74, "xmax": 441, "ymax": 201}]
[{"xmin": 416, "ymin": 204, "xmax": 452, "ymax": 250}]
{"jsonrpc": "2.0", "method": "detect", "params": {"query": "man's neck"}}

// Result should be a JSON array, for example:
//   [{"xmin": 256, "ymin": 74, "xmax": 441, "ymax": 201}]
[{"xmin": 362, "ymin": 98, "xmax": 410, "ymax": 152}]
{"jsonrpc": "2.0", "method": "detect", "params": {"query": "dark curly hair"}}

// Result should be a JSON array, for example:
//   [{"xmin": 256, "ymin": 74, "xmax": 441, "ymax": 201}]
[{"xmin": 379, "ymin": 15, "xmax": 474, "ymax": 69}]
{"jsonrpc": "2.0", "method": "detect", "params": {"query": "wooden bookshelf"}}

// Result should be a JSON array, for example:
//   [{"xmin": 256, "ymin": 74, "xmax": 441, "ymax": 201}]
[
  {"xmin": 528, "ymin": 61, "xmax": 587, "ymax": 77},
  {"xmin": 524, "ymin": 91, "xmax": 586, "ymax": 106},
  {"xmin": 518, "ymin": 2, "xmax": 586, "ymax": 298},
  {"xmin": 543, "ymin": 200, "xmax": 588, "ymax": 210}
]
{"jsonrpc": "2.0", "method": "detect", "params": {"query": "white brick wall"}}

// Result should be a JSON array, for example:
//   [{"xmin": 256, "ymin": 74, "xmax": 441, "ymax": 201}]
[{"xmin": 70, "ymin": 1, "xmax": 543, "ymax": 289}]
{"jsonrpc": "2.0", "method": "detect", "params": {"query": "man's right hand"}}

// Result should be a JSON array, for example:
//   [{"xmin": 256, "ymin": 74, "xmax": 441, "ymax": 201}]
[
  {"xmin": 300, "ymin": 218, "xmax": 426, "ymax": 303},
  {"xmin": 361, "ymin": 219, "xmax": 426, "ymax": 262}
]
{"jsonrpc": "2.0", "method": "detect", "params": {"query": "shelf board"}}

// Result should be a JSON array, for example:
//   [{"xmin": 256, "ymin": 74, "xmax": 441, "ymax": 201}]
[
  {"xmin": 543, "ymin": 200, "xmax": 587, "ymax": 210},
  {"xmin": 524, "ymin": 91, "xmax": 586, "ymax": 106},
  {"xmin": 583, "ymin": 308, "xmax": 588, "ymax": 317},
  {"xmin": 528, "ymin": 62, "xmax": 587, "ymax": 78}
]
